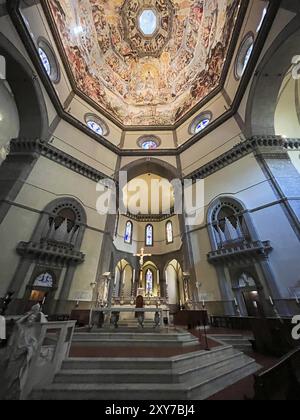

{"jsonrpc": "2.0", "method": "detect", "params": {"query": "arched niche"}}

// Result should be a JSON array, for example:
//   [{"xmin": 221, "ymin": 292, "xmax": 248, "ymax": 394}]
[
  {"xmin": 246, "ymin": 18, "xmax": 300, "ymax": 136},
  {"xmin": 114, "ymin": 259, "xmax": 133, "ymax": 300},
  {"xmin": 0, "ymin": 32, "xmax": 48, "ymax": 140},
  {"xmin": 165, "ymin": 259, "xmax": 184, "ymax": 307},
  {"xmin": 120, "ymin": 158, "xmax": 180, "ymax": 183}
]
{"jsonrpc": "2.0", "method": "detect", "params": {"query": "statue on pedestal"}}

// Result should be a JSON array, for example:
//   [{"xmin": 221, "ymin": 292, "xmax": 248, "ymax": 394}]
[{"xmin": 0, "ymin": 304, "xmax": 47, "ymax": 400}]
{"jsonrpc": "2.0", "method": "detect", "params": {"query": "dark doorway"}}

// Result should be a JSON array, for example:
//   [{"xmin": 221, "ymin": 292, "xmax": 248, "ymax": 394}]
[{"xmin": 242, "ymin": 290, "xmax": 261, "ymax": 317}]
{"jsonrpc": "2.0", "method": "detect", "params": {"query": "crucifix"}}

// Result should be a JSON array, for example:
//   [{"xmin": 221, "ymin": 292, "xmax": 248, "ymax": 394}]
[{"xmin": 134, "ymin": 247, "xmax": 152, "ymax": 288}]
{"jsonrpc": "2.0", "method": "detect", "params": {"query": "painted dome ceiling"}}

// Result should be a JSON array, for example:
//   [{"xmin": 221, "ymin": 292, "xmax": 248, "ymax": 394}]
[{"xmin": 47, "ymin": 0, "xmax": 242, "ymax": 127}]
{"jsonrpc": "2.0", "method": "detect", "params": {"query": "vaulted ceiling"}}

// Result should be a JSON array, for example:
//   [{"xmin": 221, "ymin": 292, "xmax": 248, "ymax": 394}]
[{"xmin": 46, "ymin": 0, "xmax": 242, "ymax": 127}]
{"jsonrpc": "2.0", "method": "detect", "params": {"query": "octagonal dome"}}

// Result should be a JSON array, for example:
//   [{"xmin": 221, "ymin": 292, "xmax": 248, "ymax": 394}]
[{"xmin": 46, "ymin": 0, "xmax": 243, "ymax": 127}]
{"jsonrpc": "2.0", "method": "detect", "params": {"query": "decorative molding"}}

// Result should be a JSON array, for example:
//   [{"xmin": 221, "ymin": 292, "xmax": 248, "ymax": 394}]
[
  {"xmin": 17, "ymin": 240, "xmax": 85, "ymax": 265},
  {"xmin": 9, "ymin": 137, "xmax": 111, "ymax": 182},
  {"xmin": 122, "ymin": 211, "xmax": 175, "ymax": 223},
  {"xmin": 7, "ymin": 136, "xmax": 300, "ymax": 186},
  {"xmin": 207, "ymin": 240, "xmax": 272, "ymax": 265},
  {"xmin": 186, "ymin": 136, "xmax": 300, "ymax": 180}
]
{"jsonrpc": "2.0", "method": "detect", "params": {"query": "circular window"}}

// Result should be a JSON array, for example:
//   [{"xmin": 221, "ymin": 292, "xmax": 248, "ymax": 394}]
[
  {"xmin": 235, "ymin": 34, "xmax": 254, "ymax": 80},
  {"xmin": 138, "ymin": 9, "xmax": 158, "ymax": 36},
  {"xmin": 189, "ymin": 112, "xmax": 212, "ymax": 135},
  {"xmin": 138, "ymin": 135, "xmax": 161, "ymax": 150},
  {"xmin": 37, "ymin": 38, "xmax": 60, "ymax": 83},
  {"xmin": 85, "ymin": 114, "xmax": 109, "ymax": 137}
]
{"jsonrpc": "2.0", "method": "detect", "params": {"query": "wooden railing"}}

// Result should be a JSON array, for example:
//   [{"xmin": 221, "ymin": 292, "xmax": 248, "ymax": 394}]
[{"xmin": 253, "ymin": 348, "xmax": 300, "ymax": 400}]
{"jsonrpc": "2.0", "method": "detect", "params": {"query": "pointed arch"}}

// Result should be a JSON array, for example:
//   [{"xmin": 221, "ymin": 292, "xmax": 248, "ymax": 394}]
[
  {"xmin": 124, "ymin": 220, "xmax": 133, "ymax": 244},
  {"xmin": 166, "ymin": 220, "xmax": 173, "ymax": 244}
]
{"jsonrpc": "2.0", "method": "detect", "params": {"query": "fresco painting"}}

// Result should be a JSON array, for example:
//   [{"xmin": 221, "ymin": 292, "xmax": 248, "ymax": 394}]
[{"xmin": 48, "ymin": 0, "xmax": 241, "ymax": 126}]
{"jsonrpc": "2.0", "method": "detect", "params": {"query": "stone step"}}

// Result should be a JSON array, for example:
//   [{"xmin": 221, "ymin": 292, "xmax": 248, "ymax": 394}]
[
  {"xmin": 209, "ymin": 335, "xmax": 253, "ymax": 353},
  {"xmin": 62, "ymin": 347, "xmax": 236, "ymax": 371},
  {"xmin": 30, "ymin": 357, "xmax": 260, "ymax": 400},
  {"xmin": 55, "ymin": 352, "xmax": 249, "ymax": 385},
  {"xmin": 72, "ymin": 330, "xmax": 199, "ymax": 348}
]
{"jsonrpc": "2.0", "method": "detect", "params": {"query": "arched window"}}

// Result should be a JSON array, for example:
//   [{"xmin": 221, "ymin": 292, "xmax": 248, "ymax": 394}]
[
  {"xmin": 145, "ymin": 268, "xmax": 154, "ymax": 295},
  {"xmin": 145, "ymin": 224, "xmax": 153, "ymax": 246},
  {"xmin": 189, "ymin": 112, "xmax": 212, "ymax": 135},
  {"xmin": 124, "ymin": 220, "xmax": 133, "ymax": 244},
  {"xmin": 33, "ymin": 272, "xmax": 54, "ymax": 288},
  {"xmin": 137, "ymin": 135, "xmax": 161, "ymax": 149},
  {"xmin": 85, "ymin": 114, "xmax": 109, "ymax": 137},
  {"xmin": 166, "ymin": 221, "xmax": 173, "ymax": 244},
  {"xmin": 37, "ymin": 38, "xmax": 60, "ymax": 83},
  {"xmin": 235, "ymin": 33, "xmax": 254, "ymax": 79}
]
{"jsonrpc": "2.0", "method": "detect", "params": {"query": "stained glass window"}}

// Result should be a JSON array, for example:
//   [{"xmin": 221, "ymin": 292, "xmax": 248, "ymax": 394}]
[
  {"xmin": 142, "ymin": 140, "xmax": 158, "ymax": 150},
  {"xmin": 139, "ymin": 9, "xmax": 158, "ymax": 36},
  {"xmin": 195, "ymin": 118, "xmax": 210, "ymax": 133},
  {"xmin": 87, "ymin": 120, "xmax": 104, "ymax": 135},
  {"xmin": 166, "ymin": 221, "xmax": 173, "ymax": 244},
  {"xmin": 145, "ymin": 224, "xmax": 153, "ymax": 246},
  {"xmin": 138, "ymin": 136, "xmax": 160, "ymax": 149},
  {"xmin": 190, "ymin": 112, "xmax": 212, "ymax": 135},
  {"xmin": 146, "ymin": 269, "xmax": 153, "ymax": 295},
  {"xmin": 124, "ymin": 220, "xmax": 133, "ymax": 244},
  {"xmin": 38, "ymin": 47, "xmax": 51, "ymax": 76},
  {"xmin": 33, "ymin": 272, "xmax": 53, "ymax": 288}
]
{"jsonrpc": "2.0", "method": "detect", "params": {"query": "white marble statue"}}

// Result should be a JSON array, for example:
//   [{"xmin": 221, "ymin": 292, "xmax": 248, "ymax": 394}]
[{"xmin": 0, "ymin": 304, "xmax": 47, "ymax": 400}]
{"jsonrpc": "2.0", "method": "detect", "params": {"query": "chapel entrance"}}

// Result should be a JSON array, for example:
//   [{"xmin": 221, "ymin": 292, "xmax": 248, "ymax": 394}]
[
  {"xmin": 24, "ymin": 271, "xmax": 56, "ymax": 313},
  {"xmin": 242, "ymin": 290, "xmax": 261, "ymax": 317},
  {"xmin": 233, "ymin": 272, "xmax": 262, "ymax": 317}
]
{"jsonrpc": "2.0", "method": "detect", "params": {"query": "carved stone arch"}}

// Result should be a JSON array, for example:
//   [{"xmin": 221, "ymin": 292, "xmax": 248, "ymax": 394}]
[
  {"xmin": 206, "ymin": 196, "xmax": 257, "ymax": 251},
  {"xmin": 245, "ymin": 17, "xmax": 300, "ymax": 136},
  {"xmin": 44, "ymin": 197, "xmax": 87, "ymax": 225},
  {"xmin": 207, "ymin": 196, "xmax": 246, "ymax": 225},
  {"xmin": 31, "ymin": 197, "xmax": 87, "ymax": 250},
  {"xmin": 120, "ymin": 157, "xmax": 180, "ymax": 182},
  {"xmin": 0, "ymin": 32, "xmax": 48, "ymax": 139}
]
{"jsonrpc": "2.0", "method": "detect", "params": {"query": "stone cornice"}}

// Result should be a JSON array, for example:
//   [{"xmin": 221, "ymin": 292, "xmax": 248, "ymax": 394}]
[
  {"xmin": 122, "ymin": 212, "xmax": 175, "ymax": 222},
  {"xmin": 17, "ymin": 240, "xmax": 85, "ymax": 265},
  {"xmin": 186, "ymin": 136, "xmax": 300, "ymax": 180},
  {"xmin": 7, "ymin": 136, "xmax": 300, "ymax": 185},
  {"xmin": 207, "ymin": 240, "xmax": 272, "ymax": 265},
  {"xmin": 9, "ymin": 138, "xmax": 111, "ymax": 182}
]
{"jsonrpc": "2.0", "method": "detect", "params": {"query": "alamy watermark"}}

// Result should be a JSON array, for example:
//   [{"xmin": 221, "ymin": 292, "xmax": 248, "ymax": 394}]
[
  {"xmin": 292, "ymin": 315, "xmax": 300, "ymax": 341},
  {"xmin": 96, "ymin": 172, "xmax": 205, "ymax": 226}
]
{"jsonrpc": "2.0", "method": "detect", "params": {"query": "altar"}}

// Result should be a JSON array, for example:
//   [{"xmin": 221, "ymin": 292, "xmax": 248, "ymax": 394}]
[{"xmin": 89, "ymin": 307, "xmax": 167, "ymax": 329}]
